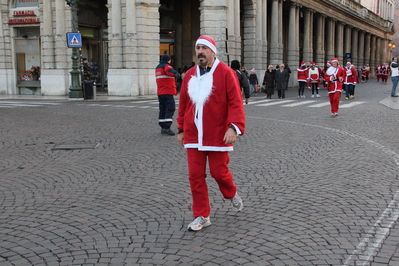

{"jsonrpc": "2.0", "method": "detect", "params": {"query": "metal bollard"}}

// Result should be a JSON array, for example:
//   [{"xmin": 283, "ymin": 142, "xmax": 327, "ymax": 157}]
[{"xmin": 93, "ymin": 81, "xmax": 96, "ymax": 100}]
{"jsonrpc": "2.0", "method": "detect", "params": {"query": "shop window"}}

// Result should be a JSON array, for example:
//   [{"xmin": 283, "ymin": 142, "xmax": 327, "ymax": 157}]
[
  {"xmin": 15, "ymin": 28, "xmax": 41, "ymax": 88},
  {"xmin": 14, "ymin": 0, "xmax": 39, "ymax": 8}
]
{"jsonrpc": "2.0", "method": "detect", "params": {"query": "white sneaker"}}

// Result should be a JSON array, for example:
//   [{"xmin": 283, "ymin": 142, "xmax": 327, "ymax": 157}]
[
  {"xmin": 302, "ymin": 95, "xmax": 305, "ymax": 98},
  {"xmin": 311, "ymin": 95, "xmax": 315, "ymax": 98},
  {"xmin": 231, "ymin": 193, "xmax": 243, "ymax": 211},
  {"xmin": 187, "ymin": 216, "xmax": 211, "ymax": 231},
  {"xmin": 316, "ymin": 94, "xmax": 321, "ymax": 97}
]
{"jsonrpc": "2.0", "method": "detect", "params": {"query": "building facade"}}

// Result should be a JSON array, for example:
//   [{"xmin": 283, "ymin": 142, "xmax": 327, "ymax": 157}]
[{"xmin": 0, "ymin": 0, "xmax": 394, "ymax": 96}]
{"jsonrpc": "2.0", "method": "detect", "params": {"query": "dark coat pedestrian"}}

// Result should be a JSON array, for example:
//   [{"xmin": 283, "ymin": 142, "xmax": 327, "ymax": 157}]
[
  {"xmin": 262, "ymin": 65, "xmax": 276, "ymax": 98},
  {"xmin": 231, "ymin": 60, "xmax": 250, "ymax": 104},
  {"xmin": 275, "ymin": 63, "xmax": 289, "ymax": 98}
]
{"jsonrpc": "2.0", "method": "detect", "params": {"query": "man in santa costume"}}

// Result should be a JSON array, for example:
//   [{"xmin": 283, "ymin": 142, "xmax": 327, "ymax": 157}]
[
  {"xmin": 297, "ymin": 61, "xmax": 308, "ymax": 98},
  {"xmin": 324, "ymin": 58, "xmax": 345, "ymax": 116},
  {"xmin": 176, "ymin": 35, "xmax": 246, "ymax": 231}
]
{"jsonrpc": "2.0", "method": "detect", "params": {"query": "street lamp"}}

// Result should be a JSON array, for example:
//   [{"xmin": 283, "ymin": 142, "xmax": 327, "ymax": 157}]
[{"xmin": 66, "ymin": 0, "xmax": 82, "ymax": 99}]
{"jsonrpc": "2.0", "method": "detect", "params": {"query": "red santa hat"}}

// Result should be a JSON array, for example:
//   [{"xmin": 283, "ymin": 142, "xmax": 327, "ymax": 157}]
[
  {"xmin": 310, "ymin": 62, "xmax": 315, "ymax": 66},
  {"xmin": 327, "ymin": 61, "xmax": 331, "ymax": 66},
  {"xmin": 346, "ymin": 62, "xmax": 351, "ymax": 65},
  {"xmin": 331, "ymin": 58, "xmax": 339, "ymax": 64},
  {"xmin": 195, "ymin": 35, "xmax": 217, "ymax": 54},
  {"xmin": 301, "ymin": 61, "xmax": 306, "ymax": 66}
]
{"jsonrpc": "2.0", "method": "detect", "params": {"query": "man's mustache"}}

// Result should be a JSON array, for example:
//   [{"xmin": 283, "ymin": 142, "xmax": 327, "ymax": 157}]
[{"xmin": 198, "ymin": 54, "xmax": 206, "ymax": 59}]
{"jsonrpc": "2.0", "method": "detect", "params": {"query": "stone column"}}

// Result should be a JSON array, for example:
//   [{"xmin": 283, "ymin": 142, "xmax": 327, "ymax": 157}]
[
  {"xmin": 199, "ymin": 1, "xmax": 228, "ymax": 61},
  {"xmin": 255, "ymin": 0, "xmax": 263, "ymax": 72},
  {"xmin": 326, "ymin": 19, "xmax": 336, "ymax": 61},
  {"xmin": 303, "ymin": 9, "xmax": 313, "ymax": 63},
  {"xmin": 109, "ymin": 0, "xmax": 123, "ymax": 69},
  {"xmin": 134, "ymin": 0, "xmax": 160, "ymax": 95},
  {"xmin": 335, "ymin": 22, "xmax": 344, "ymax": 64},
  {"xmin": 0, "ymin": 2, "xmax": 13, "ymax": 95},
  {"xmin": 227, "ymin": 0, "xmax": 235, "ymax": 61},
  {"xmin": 364, "ymin": 33, "xmax": 371, "ymax": 66},
  {"xmin": 124, "ymin": 0, "xmax": 137, "ymax": 69},
  {"xmin": 287, "ymin": 3, "xmax": 298, "ymax": 68},
  {"xmin": 351, "ymin": 28, "xmax": 359, "ymax": 67},
  {"xmin": 234, "ymin": 0, "xmax": 241, "ymax": 60},
  {"xmin": 375, "ymin": 37, "xmax": 381, "ymax": 65},
  {"xmin": 42, "ymin": 0, "xmax": 55, "ymax": 69},
  {"xmin": 241, "ymin": 2, "xmax": 256, "ymax": 69},
  {"xmin": 315, "ymin": 14, "xmax": 326, "ymax": 65},
  {"xmin": 269, "ymin": 0, "xmax": 280, "ymax": 65},
  {"xmin": 344, "ymin": 25, "xmax": 351, "ymax": 64},
  {"xmin": 370, "ymin": 35, "xmax": 376, "ymax": 74},
  {"xmin": 287, "ymin": 3, "xmax": 299, "ymax": 87},
  {"xmin": 278, "ymin": 0, "xmax": 283, "ymax": 58},
  {"xmin": 381, "ymin": 39, "xmax": 388, "ymax": 63},
  {"xmin": 262, "ymin": 0, "xmax": 268, "ymax": 70},
  {"xmin": 358, "ymin": 31, "xmax": 365, "ymax": 68}
]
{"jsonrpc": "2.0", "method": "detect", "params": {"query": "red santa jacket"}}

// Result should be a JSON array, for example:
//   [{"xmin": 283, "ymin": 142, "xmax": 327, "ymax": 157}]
[
  {"xmin": 324, "ymin": 66, "xmax": 345, "ymax": 93},
  {"xmin": 297, "ymin": 66, "xmax": 308, "ymax": 82},
  {"xmin": 343, "ymin": 66, "xmax": 358, "ymax": 84},
  {"xmin": 177, "ymin": 59, "xmax": 246, "ymax": 151}
]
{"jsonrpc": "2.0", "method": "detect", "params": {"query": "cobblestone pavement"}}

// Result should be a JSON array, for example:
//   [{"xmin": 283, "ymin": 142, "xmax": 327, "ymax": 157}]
[{"xmin": 0, "ymin": 79, "xmax": 399, "ymax": 266}]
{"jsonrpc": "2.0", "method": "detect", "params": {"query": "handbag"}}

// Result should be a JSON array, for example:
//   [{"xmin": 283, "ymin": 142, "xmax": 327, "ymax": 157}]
[{"xmin": 261, "ymin": 85, "xmax": 266, "ymax": 93}]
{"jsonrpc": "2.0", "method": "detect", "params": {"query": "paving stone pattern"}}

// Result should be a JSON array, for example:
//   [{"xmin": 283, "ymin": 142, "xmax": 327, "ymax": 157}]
[{"xmin": 0, "ymin": 79, "xmax": 399, "ymax": 265}]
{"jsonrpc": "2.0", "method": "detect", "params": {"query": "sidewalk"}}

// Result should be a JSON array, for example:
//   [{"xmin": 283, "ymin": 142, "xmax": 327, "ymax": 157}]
[
  {"xmin": 1, "ymin": 79, "xmax": 399, "ymax": 109},
  {"xmin": 0, "ymin": 93, "xmax": 157, "ymax": 101}
]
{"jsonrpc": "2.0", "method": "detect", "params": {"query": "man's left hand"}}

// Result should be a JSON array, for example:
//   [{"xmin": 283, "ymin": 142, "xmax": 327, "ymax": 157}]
[{"xmin": 223, "ymin": 128, "xmax": 237, "ymax": 144}]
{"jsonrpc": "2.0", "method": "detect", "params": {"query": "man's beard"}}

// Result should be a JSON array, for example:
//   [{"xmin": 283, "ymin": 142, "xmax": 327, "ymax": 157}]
[{"xmin": 197, "ymin": 54, "xmax": 207, "ymax": 67}]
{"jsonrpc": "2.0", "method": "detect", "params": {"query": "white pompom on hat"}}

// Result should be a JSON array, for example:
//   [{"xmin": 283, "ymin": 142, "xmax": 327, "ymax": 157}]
[{"xmin": 195, "ymin": 35, "xmax": 217, "ymax": 54}]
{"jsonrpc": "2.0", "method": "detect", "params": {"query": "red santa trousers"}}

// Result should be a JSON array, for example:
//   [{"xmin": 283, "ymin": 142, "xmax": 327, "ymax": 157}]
[
  {"xmin": 186, "ymin": 148, "xmax": 237, "ymax": 218},
  {"xmin": 328, "ymin": 91, "xmax": 341, "ymax": 114}
]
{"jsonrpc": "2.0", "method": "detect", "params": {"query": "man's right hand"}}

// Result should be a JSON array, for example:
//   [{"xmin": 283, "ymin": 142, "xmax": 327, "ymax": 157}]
[{"xmin": 177, "ymin": 132, "xmax": 184, "ymax": 146}]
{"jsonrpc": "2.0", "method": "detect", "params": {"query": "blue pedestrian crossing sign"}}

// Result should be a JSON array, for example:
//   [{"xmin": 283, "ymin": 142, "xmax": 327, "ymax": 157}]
[{"xmin": 67, "ymin": 32, "xmax": 82, "ymax": 48}]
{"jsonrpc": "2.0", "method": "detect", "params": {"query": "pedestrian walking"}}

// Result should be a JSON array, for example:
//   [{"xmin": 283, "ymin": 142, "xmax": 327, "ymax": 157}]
[
  {"xmin": 262, "ymin": 65, "xmax": 276, "ymax": 99},
  {"xmin": 324, "ymin": 58, "xmax": 345, "ymax": 116},
  {"xmin": 390, "ymin": 57, "xmax": 399, "ymax": 97},
  {"xmin": 275, "ymin": 63, "xmax": 289, "ymax": 99},
  {"xmin": 241, "ymin": 66, "xmax": 250, "ymax": 79},
  {"xmin": 249, "ymin": 68, "xmax": 259, "ymax": 94},
  {"xmin": 231, "ymin": 60, "xmax": 250, "ymax": 104},
  {"xmin": 155, "ymin": 54, "xmax": 180, "ymax": 135},
  {"xmin": 176, "ymin": 35, "xmax": 246, "ymax": 232}
]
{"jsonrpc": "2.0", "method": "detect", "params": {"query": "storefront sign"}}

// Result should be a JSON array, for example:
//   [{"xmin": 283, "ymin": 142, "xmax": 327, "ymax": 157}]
[
  {"xmin": 13, "ymin": 10, "xmax": 35, "ymax": 16},
  {"xmin": 9, "ymin": 17, "xmax": 40, "ymax": 24}
]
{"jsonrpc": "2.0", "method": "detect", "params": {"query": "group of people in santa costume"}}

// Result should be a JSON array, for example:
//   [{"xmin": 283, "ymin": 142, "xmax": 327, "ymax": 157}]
[
  {"xmin": 360, "ymin": 64, "xmax": 371, "ymax": 82},
  {"xmin": 296, "ymin": 61, "xmax": 323, "ymax": 98},
  {"xmin": 375, "ymin": 63, "xmax": 391, "ymax": 83}
]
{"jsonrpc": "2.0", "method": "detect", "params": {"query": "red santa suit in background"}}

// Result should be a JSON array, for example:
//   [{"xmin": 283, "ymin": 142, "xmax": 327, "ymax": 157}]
[
  {"xmin": 376, "ymin": 65, "xmax": 382, "ymax": 82},
  {"xmin": 324, "ymin": 58, "xmax": 345, "ymax": 115},
  {"xmin": 307, "ymin": 62, "xmax": 321, "ymax": 97},
  {"xmin": 297, "ymin": 61, "xmax": 308, "ymax": 97},
  {"xmin": 361, "ymin": 66, "xmax": 367, "ymax": 82},
  {"xmin": 382, "ymin": 63, "xmax": 390, "ymax": 83},
  {"xmin": 177, "ymin": 35, "xmax": 246, "ymax": 220}
]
